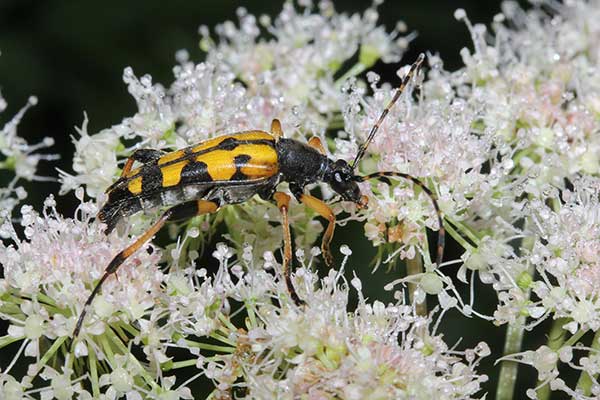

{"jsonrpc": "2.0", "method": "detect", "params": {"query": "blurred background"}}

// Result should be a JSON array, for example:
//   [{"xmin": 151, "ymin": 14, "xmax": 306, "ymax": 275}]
[{"xmin": 1, "ymin": 0, "xmax": 559, "ymax": 398}]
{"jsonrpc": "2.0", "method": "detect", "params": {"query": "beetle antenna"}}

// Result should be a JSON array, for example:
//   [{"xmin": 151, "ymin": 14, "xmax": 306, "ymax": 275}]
[
  {"xmin": 359, "ymin": 171, "xmax": 445, "ymax": 267},
  {"xmin": 351, "ymin": 53, "xmax": 425, "ymax": 170}
]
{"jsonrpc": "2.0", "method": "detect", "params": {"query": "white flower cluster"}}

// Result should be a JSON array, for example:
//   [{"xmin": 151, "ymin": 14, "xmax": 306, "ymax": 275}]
[
  {"xmin": 0, "ymin": 89, "xmax": 56, "ymax": 218},
  {"xmin": 0, "ymin": 207, "xmax": 489, "ymax": 398},
  {"xmin": 420, "ymin": 1, "xmax": 600, "ymax": 398},
  {"xmin": 0, "ymin": 194, "xmax": 164, "ymax": 398},
  {"xmin": 0, "ymin": 193, "xmax": 163, "ymax": 335},
  {"xmin": 3, "ymin": 0, "xmax": 600, "ymax": 398},
  {"xmin": 3, "ymin": 2, "xmax": 495, "ymax": 397}
]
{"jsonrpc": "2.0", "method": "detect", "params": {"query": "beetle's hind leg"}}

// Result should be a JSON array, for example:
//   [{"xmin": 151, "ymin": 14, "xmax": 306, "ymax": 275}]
[
  {"xmin": 274, "ymin": 192, "xmax": 304, "ymax": 306},
  {"xmin": 73, "ymin": 199, "xmax": 219, "ymax": 340}
]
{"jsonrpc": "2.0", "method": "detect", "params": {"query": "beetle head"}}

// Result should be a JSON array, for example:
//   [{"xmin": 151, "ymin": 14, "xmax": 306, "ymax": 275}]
[{"xmin": 326, "ymin": 159, "xmax": 368, "ymax": 209}]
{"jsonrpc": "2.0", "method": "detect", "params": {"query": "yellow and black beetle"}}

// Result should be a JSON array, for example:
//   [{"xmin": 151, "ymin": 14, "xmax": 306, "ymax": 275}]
[{"xmin": 73, "ymin": 54, "xmax": 444, "ymax": 337}]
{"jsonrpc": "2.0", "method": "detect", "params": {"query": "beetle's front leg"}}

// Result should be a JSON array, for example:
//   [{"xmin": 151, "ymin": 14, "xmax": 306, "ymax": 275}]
[
  {"xmin": 289, "ymin": 183, "xmax": 336, "ymax": 267},
  {"xmin": 73, "ymin": 199, "xmax": 219, "ymax": 339},
  {"xmin": 273, "ymin": 192, "xmax": 303, "ymax": 306},
  {"xmin": 298, "ymin": 194, "xmax": 336, "ymax": 267}
]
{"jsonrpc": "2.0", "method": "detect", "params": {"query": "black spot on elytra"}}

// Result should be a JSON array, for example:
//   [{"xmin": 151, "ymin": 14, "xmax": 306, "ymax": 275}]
[
  {"xmin": 234, "ymin": 154, "xmax": 251, "ymax": 165},
  {"xmin": 216, "ymin": 137, "xmax": 239, "ymax": 151},
  {"xmin": 231, "ymin": 154, "xmax": 252, "ymax": 181},
  {"xmin": 141, "ymin": 165, "xmax": 163, "ymax": 193},
  {"xmin": 181, "ymin": 161, "xmax": 212, "ymax": 184}
]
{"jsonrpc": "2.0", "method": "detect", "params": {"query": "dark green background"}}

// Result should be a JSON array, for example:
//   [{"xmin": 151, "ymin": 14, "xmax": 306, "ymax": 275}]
[{"xmin": 1, "ymin": 1, "xmax": 569, "ymax": 398}]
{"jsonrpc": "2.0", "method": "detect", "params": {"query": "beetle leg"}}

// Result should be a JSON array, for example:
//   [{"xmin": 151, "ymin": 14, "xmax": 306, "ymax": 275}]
[
  {"xmin": 270, "ymin": 119, "xmax": 283, "ymax": 139},
  {"xmin": 307, "ymin": 136, "xmax": 327, "ymax": 155},
  {"xmin": 273, "ymin": 192, "xmax": 304, "ymax": 306},
  {"xmin": 73, "ymin": 199, "xmax": 219, "ymax": 339},
  {"xmin": 298, "ymin": 194, "xmax": 336, "ymax": 267},
  {"xmin": 121, "ymin": 149, "xmax": 165, "ymax": 178}
]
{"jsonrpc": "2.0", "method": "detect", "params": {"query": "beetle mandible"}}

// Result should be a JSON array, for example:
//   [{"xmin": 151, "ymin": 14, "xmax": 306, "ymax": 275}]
[{"xmin": 73, "ymin": 54, "xmax": 444, "ymax": 338}]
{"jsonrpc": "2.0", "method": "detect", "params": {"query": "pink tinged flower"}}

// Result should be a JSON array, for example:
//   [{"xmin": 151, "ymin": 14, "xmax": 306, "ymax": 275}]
[{"xmin": 0, "ymin": 197, "xmax": 163, "ymax": 341}]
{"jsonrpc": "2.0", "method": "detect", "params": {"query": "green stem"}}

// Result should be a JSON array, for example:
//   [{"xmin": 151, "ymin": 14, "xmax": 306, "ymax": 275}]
[
  {"xmin": 184, "ymin": 339, "xmax": 236, "ymax": 353},
  {"xmin": 444, "ymin": 221, "xmax": 475, "ymax": 252},
  {"xmin": 406, "ymin": 255, "xmax": 426, "ymax": 316},
  {"xmin": 117, "ymin": 321, "xmax": 140, "ymax": 337},
  {"xmin": 564, "ymin": 329, "xmax": 588, "ymax": 347},
  {"xmin": 536, "ymin": 318, "xmax": 568, "ymax": 400},
  {"xmin": 496, "ymin": 316, "xmax": 526, "ymax": 400},
  {"xmin": 100, "ymin": 335, "xmax": 116, "ymax": 366},
  {"xmin": 88, "ymin": 342, "xmax": 100, "ymax": 398},
  {"xmin": 497, "ymin": 223, "xmax": 536, "ymax": 400},
  {"xmin": 163, "ymin": 359, "xmax": 197, "ymax": 371},
  {"xmin": 33, "ymin": 336, "xmax": 68, "ymax": 377},
  {"xmin": 218, "ymin": 313, "xmax": 238, "ymax": 333},
  {"xmin": 210, "ymin": 332, "xmax": 237, "ymax": 347},
  {"xmin": 104, "ymin": 329, "xmax": 158, "ymax": 390},
  {"xmin": 445, "ymin": 216, "xmax": 481, "ymax": 247},
  {"xmin": 246, "ymin": 301, "xmax": 257, "ymax": 330},
  {"xmin": 576, "ymin": 329, "xmax": 600, "ymax": 396},
  {"xmin": 419, "ymin": 225, "xmax": 432, "ymax": 267},
  {"xmin": 334, "ymin": 63, "xmax": 368, "ymax": 88},
  {"xmin": 0, "ymin": 334, "xmax": 23, "ymax": 349}
]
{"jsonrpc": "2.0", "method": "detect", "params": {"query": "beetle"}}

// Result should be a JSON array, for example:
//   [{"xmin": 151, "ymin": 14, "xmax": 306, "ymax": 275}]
[{"xmin": 73, "ymin": 54, "xmax": 444, "ymax": 338}]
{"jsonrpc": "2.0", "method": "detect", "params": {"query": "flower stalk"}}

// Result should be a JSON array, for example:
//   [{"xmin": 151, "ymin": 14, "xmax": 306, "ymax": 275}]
[{"xmin": 496, "ymin": 316, "xmax": 526, "ymax": 400}]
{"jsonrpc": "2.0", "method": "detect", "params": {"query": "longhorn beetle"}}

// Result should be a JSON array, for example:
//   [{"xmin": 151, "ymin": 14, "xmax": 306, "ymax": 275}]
[{"xmin": 73, "ymin": 54, "xmax": 444, "ymax": 338}]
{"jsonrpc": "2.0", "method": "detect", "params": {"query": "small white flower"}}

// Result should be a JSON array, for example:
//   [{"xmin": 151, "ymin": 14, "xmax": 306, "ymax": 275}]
[{"xmin": 0, "ymin": 94, "xmax": 56, "ymax": 216}]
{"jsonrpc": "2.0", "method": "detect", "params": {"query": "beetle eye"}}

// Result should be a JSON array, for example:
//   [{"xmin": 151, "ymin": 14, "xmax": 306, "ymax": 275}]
[{"xmin": 334, "ymin": 172, "xmax": 342, "ymax": 183}]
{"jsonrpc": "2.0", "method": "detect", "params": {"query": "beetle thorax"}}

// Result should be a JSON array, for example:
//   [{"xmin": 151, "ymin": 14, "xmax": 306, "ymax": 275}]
[{"xmin": 276, "ymin": 138, "xmax": 329, "ymax": 186}]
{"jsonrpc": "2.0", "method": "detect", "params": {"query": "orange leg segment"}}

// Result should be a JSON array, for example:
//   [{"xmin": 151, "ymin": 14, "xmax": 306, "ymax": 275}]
[
  {"xmin": 270, "ymin": 119, "xmax": 283, "ymax": 139},
  {"xmin": 299, "ymin": 194, "xmax": 336, "ymax": 267},
  {"xmin": 73, "ymin": 199, "xmax": 218, "ymax": 339},
  {"xmin": 307, "ymin": 136, "xmax": 327, "ymax": 155},
  {"xmin": 121, "ymin": 157, "xmax": 136, "ymax": 178},
  {"xmin": 274, "ymin": 192, "xmax": 303, "ymax": 305}
]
